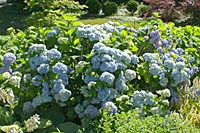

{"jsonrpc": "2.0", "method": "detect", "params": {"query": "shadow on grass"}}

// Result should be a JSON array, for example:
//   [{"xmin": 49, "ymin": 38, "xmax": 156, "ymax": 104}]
[{"xmin": 0, "ymin": 3, "xmax": 30, "ymax": 35}]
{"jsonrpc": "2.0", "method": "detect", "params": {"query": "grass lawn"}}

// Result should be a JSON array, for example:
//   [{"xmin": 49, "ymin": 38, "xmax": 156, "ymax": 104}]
[
  {"xmin": 0, "ymin": 3, "xmax": 140, "ymax": 35},
  {"xmin": 80, "ymin": 18, "xmax": 140, "ymax": 28},
  {"xmin": 0, "ymin": 3, "xmax": 29, "ymax": 35}
]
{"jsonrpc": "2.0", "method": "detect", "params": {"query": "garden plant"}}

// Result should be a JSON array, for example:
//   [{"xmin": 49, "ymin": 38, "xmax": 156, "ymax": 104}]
[{"xmin": 0, "ymin": 0, "xmax": 200, "ymax": 132}]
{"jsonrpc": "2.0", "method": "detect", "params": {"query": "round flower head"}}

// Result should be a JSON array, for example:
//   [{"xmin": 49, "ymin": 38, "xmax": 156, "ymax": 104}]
[
  {"xmin": 103, "ymin": 101, "xmax": 118, "ymax": 114},
  {"xmin": 28, "ymin": 44, "xmax": 46, "ymax": 54},
  {"xmin": 159, "ymin": 77, "xmax": 168, "ymax": 87},
  {"xmin": 157, "ymin": 47, "xmax": 163, "ymax": 53},
  {"xmin": 23, "ymin": 101, "xmax": 33, "ymax": 114},
  {"xmin": 125, "ymin": 69, "xmax": 136, "ymax": 81},
  {"xmin": 47, "ymin": 49, "xmax": 61, "ymax": 60},
  {"xmin": 161, "ymin": 39, "xmax": 168, "ymax": 48},
  {"xmin": 91, "ymin": 56, "xmax": 100, "ymax": 69},
  {"xmin": 176, "ymin": 62, "xmax": 185, "ymax": 70},
  {"xmin": 52, "ymin": 62, "xmax": 70, "ymax": 75},
  {"xmin": 100, "ymin": 72, "xmax": 115, "ymax": 86},
  {"xmin": 189, "ymin": 57, "xmax": 195, "ymax": 63},
  {"xmin": 177, "ymin": 38, "xmax": 182, "ymax": 44},
  {"xmin": 131, "ymin": 55, "xmax": 139, "ymax": 65},
  {"xmin": 37, "ymin": 64, "xmax": 49, "ymax": 75},
  {"xmin": 3, "ymin": 53, "xmax": 16, "ymax": 66},
  {"xmin": 151, "ymin": 107, "xmax": 162, "ymax": 115},
  {"xmin": 177, "ymin": 48, "xmax": 183, "ymax": 55},
  {"xmin": 143, "ymin": 53, "xmax": 157, "ymax": 62},
  {"xmin": 143, "ymin": 36, "xmax": 149, "ymax": 41},
  {"xmin": 164, "ymin": 60, "xmax": 175, "ymax": 70},
  {"xmin": 84, "ymin": 105, "xmax": 98, "ymax": 118},
  {"xmin": 149, "ymin": 64, "xmax": 162, "ymax": 76},
  {"xmin": 57, "ymin": 88, "xmax": 71, "ymax": 102}
]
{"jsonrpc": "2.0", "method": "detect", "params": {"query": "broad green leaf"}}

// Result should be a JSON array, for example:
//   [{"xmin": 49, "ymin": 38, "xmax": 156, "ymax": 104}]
[
  {"xmin": 72, "ymin": 21, "xmax": 83, "ymax": 26},
  {"xmin": 57, "ymin": 122, "xmax": 80, "ymax": 133},
  {"xmin": 152, "ymin": 12, "xmax": 159, "ymax": 18},
  {"xmin": 186, "ymin": 48, "xmax": 197, "ymax": 52}
]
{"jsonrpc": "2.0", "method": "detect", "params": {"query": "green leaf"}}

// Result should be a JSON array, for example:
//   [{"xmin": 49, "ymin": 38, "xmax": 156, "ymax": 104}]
[
  {"xmin": 38, "ymin": 118, "xmax": 52, "ymax": 129},
  {"xmin": 129, "ymin": 40, "xmax": 138, "ymax": 52},
  {"xmin": 152, "ymin": 12, "xmax": 159, "ymax": 18},
  {"xmin": 41, "ymin": 105, "xmax": 65, "ymax": 125},
  {"xmin": 186, "ymin": 48, "xmax": 197, "ymax": 52},
  {"xmin": 168, "ymin": 22, "xmax": 175, "ymax": 27},
  {"xmin": 68, "ymin": 28, "xmax": 75, "ymax": 36},
  {"xmin": 57, "ymin": 122, "xmax": 80, "ymax": 133},
  {"xmin": 72, "ymin": 21, "xmax": 83, "ymax": 26}
]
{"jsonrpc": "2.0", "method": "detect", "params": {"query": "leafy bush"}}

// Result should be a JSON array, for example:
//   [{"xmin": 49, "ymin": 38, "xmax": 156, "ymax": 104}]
[
  {"xmin": 126, "ymin": 0, "xmax": 138, "ymax": 15},
  {"xmin": 79, "ymin": 109, "xmax": 199, "ymax": 132},
  {"xmin": 143, "ymin": 0, "xmax": 184, "ymax": 22},
  {"xmin": 86, "ymin": 0, "xmax": 101, "ymax": 14},
  {"xmin": 102, "ymin": 1, "xmax": 118, "ymax": 16},
  {"xmin": 137, "ymin": 4, "xmax": 149, "ymax": 17}
]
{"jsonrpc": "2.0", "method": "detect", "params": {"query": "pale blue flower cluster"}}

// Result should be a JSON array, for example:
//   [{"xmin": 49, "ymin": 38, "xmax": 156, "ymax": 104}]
[
  {"xmin": 149, "ymin": 64, "xmax": 162, "ymax": 76},
  {"xmin": 23, "ymin": 101, "xmax": 33, "ymax": 114},
  {"xmin": 133, "ymin": 90, "xmax": 155, "ymax": 107},
  {"xmin": 103, "ymin": 101, "xmax": 118, "ymax": 114},
  {"xmin": 37, "ymin": 64, "xmax": 49, "ymax": 75},
  {"xmin": 164, "ymin": 60, "xmax": 175, "ymax": 70},
  {"xmin": 171, "ymin": 69, "xmax": 188, "ymax": 86},
  {"xmin": 84, "ymin": 105, "xmax": 98, "ymax": 118},
  {"xmin": 100, "ymin": 72, "xmax": 115, "ymax": 86},
  {"xmin": 3, "ymin": 53, "xmax": 16, "ymax": 66},
  {"xmin": 125, "ymin": 69, "xmax": 136, "ymax": 81},
  {"xmin": 77, "ymin": 24, "xmax": 108, "ymax": 41},
  {"xmin": 143, "ymin": 53, "xmax": 158, "ymax": 62},
  {"xmin": 149, "ymin": 30, "xmax": 161, "ymax": 48},
  {"xmin": 0, "ymin": 53, "xmax": 16, "ymax": 74},
  {"xmin": 150, "ymin": 107, "xmax": 162, "ymax": 115},
  {"xmin": 115, "ymin": 71, "xmax": 128, "ymax": 92},
  {"xmin": 28, "ymin": 44, "xmax": 46, "ymax": 53},
  {"xmin": 32, "ymin": 94, "xmax": 52, "ymax": 108},
  {"xmin": 52, "ymin": 62, "xmax": 71, "ymax": 75}
]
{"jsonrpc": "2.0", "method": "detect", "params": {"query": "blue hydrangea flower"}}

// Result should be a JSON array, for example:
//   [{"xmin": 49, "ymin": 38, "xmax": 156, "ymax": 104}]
[
  {"xmin": 84, "ymin": 74, "xmax": 99, "ymax": 84},
  {"xmin": 57, "ymin": 88, "xmax": 71, "ymax": 102},
  {"xmin": 51, "ymin": 79, "xmax": 65, "ymax": 94},
  {"xmin": 32, "ymin": 95, "xmax": 43, "ymax": 108},
  {"xmin": 39, "ymin": 52, "xmax": 48, "ymax": 64},
  {"xmin": 143, "ymin": 36, "xmax": 149, "ymax": 41},
  {"xmin": 29, "ymin": 56, "xmax": 42, "ymax": 70},
  {"xmin": 47, "ymin": 49, "xmax": 61, "ymax": 60},
  {"xmin": 131, "ymin": 55, "xmax": 139, "ymax": 65},
  {"xmin": 159, "ymin": 77, "xmax": 168, "ymax": 87},
  {"xmin": 143, "ymin": 53, "xmax": 157, "ymax": 62},
  {"xmin": 81, "ymin": 86, "xmax": 92, "ymax": 97},
  {"xmin": 100, "ymin": 62, "xmax": 117, "ymax": 73},
  {"xmin": 74, "ymin": 104, "xmax": 84, "ymax": 118},
  {"xmin": 98, "ymin": 88, "xmax": 110, "ymax": 101},
  {"xmin": 151, "ymin": 107, "xmax": 162, "ymax": 115},
  {"xmin": 23, "ymin": 101, "xmax": 33, "ymax": 113},
  {"xmin": 91, "ymin": 56, "xmax": 100, "ymax": 69},
  {"xmin": 42, "ymin": 81, "xmax": 50, "ymax": 95},
  {"xmin": 177, "ymin": 48, "xmax": 183, "ymax": 55},
  {"xmin": 177, "ymin": 38, "xmax": 182, "ymax": 43},
  {"xmin": 176, "ymin": 62, "xmax": 185, "ymax": 69},
  {"xmin": 58, "ymin": 73, "xmax": 68, "ymax": 86},
  {"xmin": 157, "ymin": 61, "xmax": 163, "ymax": 66},
  {"xmin": 52, "ymin": 62, "xmax": 70, "ymax": 75},
  {"xmin": 115, "ymin": 71, "xmax": 128, "ymax": 92},
  {"xmin": 84, "ymin": 105, "xmax": 98, "ymax": 118},
  {"xmin": 113, "ymin": 62, "xmax": 123, "ymax": 70},
  {"xmin": 176, "ymin": 56, "xmax": 184, "ymax": 62},
  {"xmin": 157, "ymin": 47, "xmax": 163, "ymax": 53},
  {"xmin": 189, "ymin": 57, "xmax": 195, "ymax": 63},
  {"xmin": 37, "ymin": 64, "xmax": 49, "ymax": 75},
  {"xmin": 3, "ymin": 53, "xmax": 16, "ymax": 66},
  {"xmin": 100, "ymin": 54, "xmax": 113, "ymax": 62},
  {"xmin": 164, "ymin": 60, "xmax": 175, "ymax": 70},
  {"xmin": 28, "ymin": 44, "xmax": 46, "ymax": 54},
  {"xmin": 161, "ymin": 39, "xmax": 168, "ymax": 48},
  {"xmin": 0, "ymin": 66, "xmax": 12, "ymax": 74},
  {"xmin": 103, "ymin": 101, "xmax": 118, "ymax": 114},
  {"xmin": 31, "ymin": 75, "xmax": 43, "ymax": 87},
  {"xmin": 100, "ymin": 72, "xmax": 115, "ymax": 86},
  {"xmin": 42, "ymin": 94, "xmax": 52, "ymax": 103},
  {"xmin": 125, "ymin": 69, "xmax": 136, "ymax": 81},
  {"xmin": 149, "ymin": 64, "xmax": 162, "ymax": 76},
  {"xmin": 171, "ymin": 69, "xmax": 188, "ymax": 85}
]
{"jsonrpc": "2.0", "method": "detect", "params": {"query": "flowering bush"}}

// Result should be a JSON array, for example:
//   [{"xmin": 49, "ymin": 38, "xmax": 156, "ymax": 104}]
[{"xmin": 0, "ymin": 14, "xmax": 200, "ymax": 132}]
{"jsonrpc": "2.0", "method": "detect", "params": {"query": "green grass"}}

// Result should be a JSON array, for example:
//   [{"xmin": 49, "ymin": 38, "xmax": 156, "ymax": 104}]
[
  {"xmin": 79, "ymin": 18, "xmax": 140, "ymax": 28},
  {"xmin": 0, "ymin": 3, "xmax": 29, "ymax": 35}
]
